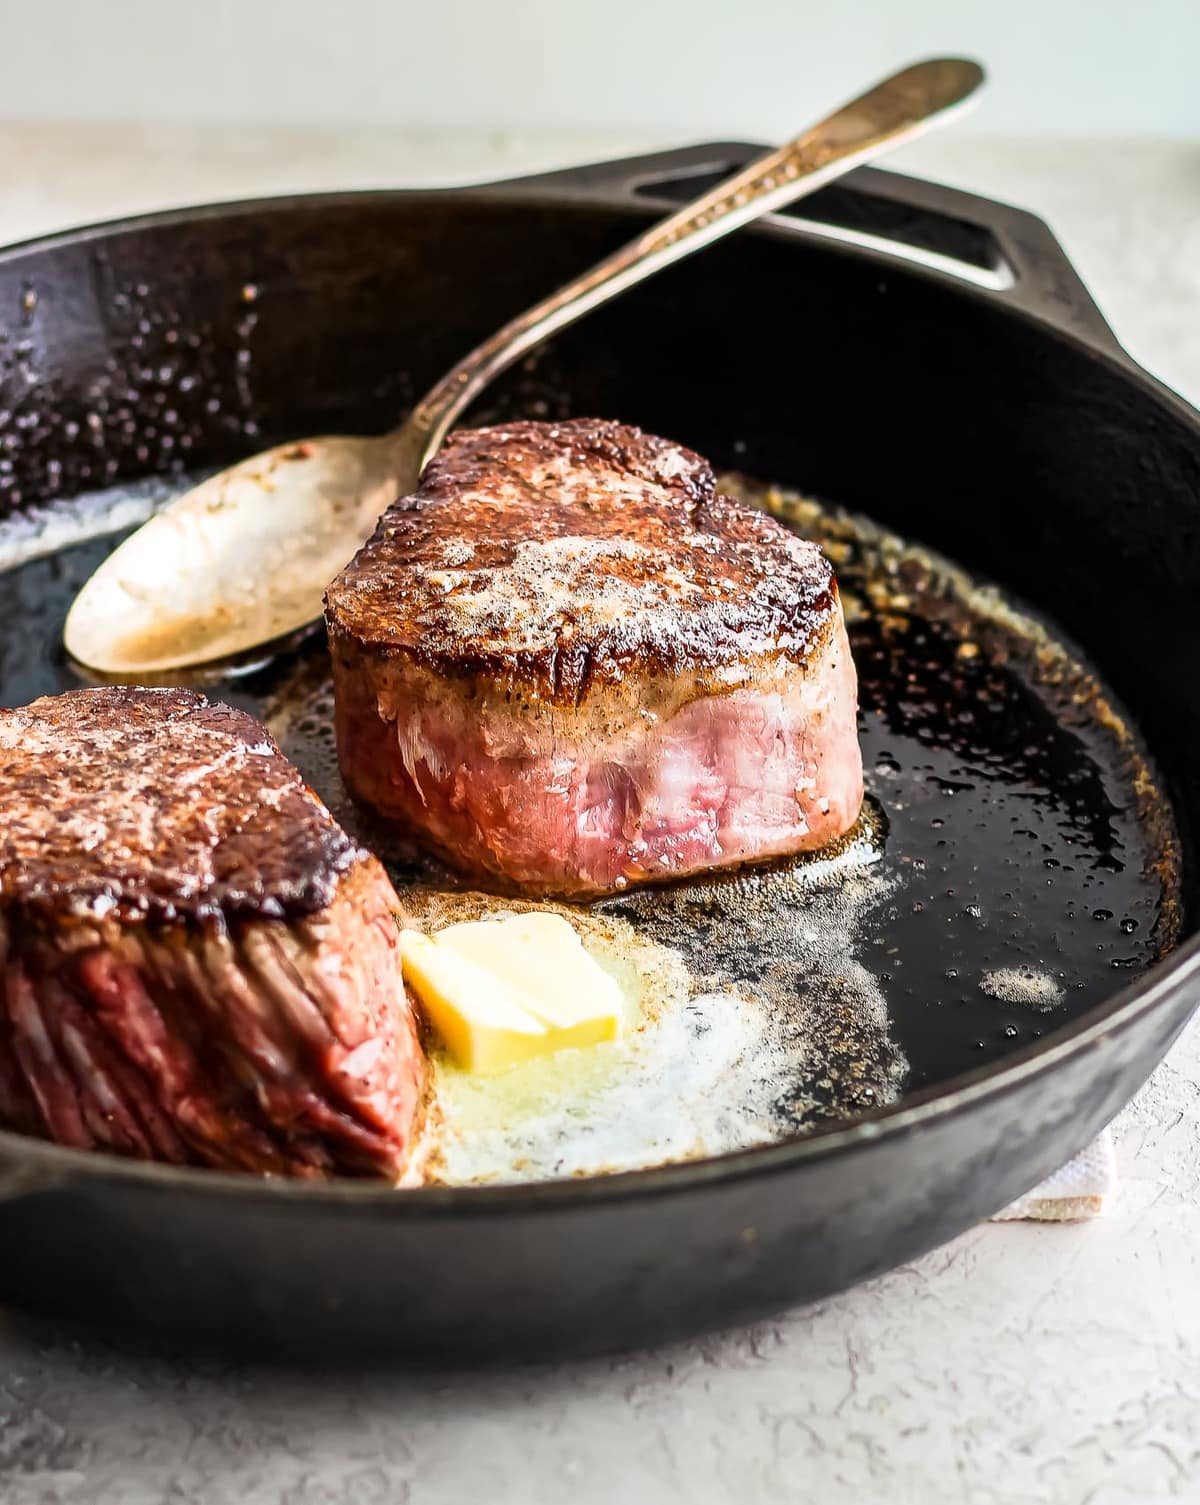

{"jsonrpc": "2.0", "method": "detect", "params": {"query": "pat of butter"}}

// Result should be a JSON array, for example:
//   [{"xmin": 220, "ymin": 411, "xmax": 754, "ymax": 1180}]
[
  {"xmin": 438, "ymin": 912, "xmax": 624, "ymax": 1047},
  {"xmin": 399, "ymin": 930, "xmax": 549, "ymax": 1075},
  {"xmin": 399, "ymin": 913, "xmax": 624, "ymax": 1074}
]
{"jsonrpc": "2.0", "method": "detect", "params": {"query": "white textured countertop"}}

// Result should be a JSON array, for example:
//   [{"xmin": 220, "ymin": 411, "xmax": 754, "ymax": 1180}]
[{"xmin": 1, "ymin": 126, "xmax": 1199, "ymax": 1505}]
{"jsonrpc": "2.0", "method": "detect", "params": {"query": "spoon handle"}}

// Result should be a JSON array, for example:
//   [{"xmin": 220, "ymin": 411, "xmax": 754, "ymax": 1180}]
[{"xmin": 390, "ymin": 56, "xmax": 984, "ymax": 488}]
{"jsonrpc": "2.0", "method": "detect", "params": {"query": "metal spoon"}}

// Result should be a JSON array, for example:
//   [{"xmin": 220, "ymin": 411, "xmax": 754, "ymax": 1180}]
[{"xmin": 63, "ymin": 57, "xmax": 984, "ymax": 677}]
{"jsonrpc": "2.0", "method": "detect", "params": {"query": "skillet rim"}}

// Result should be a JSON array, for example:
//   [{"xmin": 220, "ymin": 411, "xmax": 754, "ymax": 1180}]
[{"xmin": 0, "ymin": 177, "xmax": 1196, "ymax": 1211}]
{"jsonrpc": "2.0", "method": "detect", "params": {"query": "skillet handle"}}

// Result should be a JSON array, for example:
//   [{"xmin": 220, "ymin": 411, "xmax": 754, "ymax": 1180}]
[{"xmin": 507, "ymin": 143, "xmax": 1126, "ymax": 359}]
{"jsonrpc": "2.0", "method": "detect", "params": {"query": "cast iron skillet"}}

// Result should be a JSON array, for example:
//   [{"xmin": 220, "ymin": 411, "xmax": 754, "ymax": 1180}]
[{"xmin": 0, "ymin": 146, "xmax": 1197, "ymax": 1361}]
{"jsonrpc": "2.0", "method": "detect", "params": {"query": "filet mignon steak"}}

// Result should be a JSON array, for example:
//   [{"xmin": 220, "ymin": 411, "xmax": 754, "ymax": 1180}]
[
  {"xmin": 0, "ymin": 687, "xmax": 424, "ymax": 1179},
  {"xmin": 327, "ymin": 419, "xmax": 863, "ymax": 896}
]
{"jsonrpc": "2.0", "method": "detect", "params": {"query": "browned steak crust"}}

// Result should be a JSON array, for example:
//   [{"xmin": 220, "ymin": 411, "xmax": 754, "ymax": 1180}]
[
  {"xmin": 0, "ymin": 688, "xmax": 425, "ymax": 1179},
  {"xmin": 325, "ymin": 419, "xmax": 837, "ymax": 704},
  {"xmin": 0, "ymin": 687, "xmax": 362, "ymax": 926}
]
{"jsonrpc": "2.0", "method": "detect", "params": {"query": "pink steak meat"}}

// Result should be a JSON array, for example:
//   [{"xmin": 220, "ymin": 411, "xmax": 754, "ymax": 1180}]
[
  {"xmin": 0, "ymin": 687, "xmax": 424, "ymax": 1179},
  {"xmin": 326, "ymin": 419, "xmax": 864, "ymax": 897}
]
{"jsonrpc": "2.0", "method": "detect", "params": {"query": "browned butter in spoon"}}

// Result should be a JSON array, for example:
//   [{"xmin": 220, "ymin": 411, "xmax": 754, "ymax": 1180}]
[{"xmin": 64, "ymin": 58, "xmax": 984, "ymax": 677}]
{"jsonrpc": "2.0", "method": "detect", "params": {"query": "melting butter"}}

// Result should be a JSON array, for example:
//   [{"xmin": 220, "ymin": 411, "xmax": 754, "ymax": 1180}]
[{"xmin": 400, "ymin": 911, "xmax": 624, "ymax": 1074}]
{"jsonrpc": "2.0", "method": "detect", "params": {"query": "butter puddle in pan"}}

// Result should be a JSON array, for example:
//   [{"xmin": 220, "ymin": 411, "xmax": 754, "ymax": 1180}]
[{"xmin": 401, "ymin": 806, "xmax": 899, "ymax": 1186}]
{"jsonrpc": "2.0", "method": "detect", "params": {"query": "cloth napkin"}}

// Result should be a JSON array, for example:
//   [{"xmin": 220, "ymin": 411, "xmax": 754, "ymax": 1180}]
[{"xmin": 991, "ymin": 1129, "xmax": 1117, "ymax": 1221}]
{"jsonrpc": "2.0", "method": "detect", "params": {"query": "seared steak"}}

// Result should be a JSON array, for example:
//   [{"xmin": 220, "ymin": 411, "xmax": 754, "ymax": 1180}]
[
  {"xmin": 326, "ymin": 419, "xmax": 863, "ymax": 896},
  {"xmin": 0, "ymin": 687, "xmax": 423, "ymax": 1179}
]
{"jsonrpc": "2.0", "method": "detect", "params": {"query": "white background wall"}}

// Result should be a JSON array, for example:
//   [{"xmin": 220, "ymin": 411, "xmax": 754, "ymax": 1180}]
[{"xmin": 1, "ymin": 0, "xmax": 1197, "ymax": 138}]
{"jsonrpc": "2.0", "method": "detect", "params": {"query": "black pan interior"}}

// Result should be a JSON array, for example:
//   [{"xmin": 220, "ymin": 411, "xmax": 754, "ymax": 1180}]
[
  {"xmin": 0, "ymin": 182, "xmax": 1195, "ymax": 1122},
  {"xmin": 0, "ymin": 190, "xmax": 1187, "ymax": 1146}
]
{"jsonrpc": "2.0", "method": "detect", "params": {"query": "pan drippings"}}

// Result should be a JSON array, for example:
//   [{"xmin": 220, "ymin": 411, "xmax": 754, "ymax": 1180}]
[{"xmin": 0, "ymin": 470, "xmax": 1181, "ymax": 1179}]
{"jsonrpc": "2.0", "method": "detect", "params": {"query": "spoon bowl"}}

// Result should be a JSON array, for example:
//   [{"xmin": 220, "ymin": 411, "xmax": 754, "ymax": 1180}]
[{"xmin": 63, "ymin": 432, "xmax": 403, "ymax": 674}]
